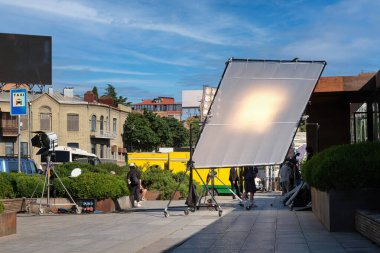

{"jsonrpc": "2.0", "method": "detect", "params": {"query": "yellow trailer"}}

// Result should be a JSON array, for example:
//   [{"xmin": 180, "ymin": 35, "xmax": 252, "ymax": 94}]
[{"xmin": 128, "ymin": 152, "xmax": 233, "ymax": 195}]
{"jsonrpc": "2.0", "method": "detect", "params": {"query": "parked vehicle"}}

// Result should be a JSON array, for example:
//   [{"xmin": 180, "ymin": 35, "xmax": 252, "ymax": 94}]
[
  {"xmin": 41, "ymin": 146, "xmax": 101, "ymax": 165},
  {"xmin": 0, "ymin": 157, "xmax": 39, "ymax": 174}
]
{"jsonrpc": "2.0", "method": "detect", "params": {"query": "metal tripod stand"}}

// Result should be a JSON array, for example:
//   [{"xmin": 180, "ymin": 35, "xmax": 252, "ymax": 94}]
[{"xmin": 29, "ymin": 154, "xmax": 81, "ymax": 214}]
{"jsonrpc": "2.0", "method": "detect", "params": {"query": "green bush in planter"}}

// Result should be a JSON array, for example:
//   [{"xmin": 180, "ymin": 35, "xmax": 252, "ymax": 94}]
[
  {"xmin": 172, "ymin": 171, "xmax": 203, "ymax": 198},
  {"xmin": 0, "ymin": 173, "xmax": 15, "ymax": 199},
  {"xmin": 301, "ymin": 142, "xmax": 380, "ymax": 191},
  {"xmin": 14, "ymin": 174, "xmax": 43, "ymax": 198},
  {"xmin": 54, "ymin": 162, "xmax": 96, "ymax": 177},
  {"xmin": 141, "ymin": 167, "xmax": 177, "ymax": 200},
  {"xmin": 53, "ymin": 172, "xmax": 130, "ymax": 200},
  {"xmin": 95, "ymin": 163, "xmax": 127, "ymax": 176},
  {"xmin": 0, "ymin": 202, "xmax": 4, "ymax": 214}
]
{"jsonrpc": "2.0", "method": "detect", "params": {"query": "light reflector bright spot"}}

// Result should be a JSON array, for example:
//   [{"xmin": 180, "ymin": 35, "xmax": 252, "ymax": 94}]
[{"xmin": 235, "ymin": 88, "xmax": 287, "ymax": 133}]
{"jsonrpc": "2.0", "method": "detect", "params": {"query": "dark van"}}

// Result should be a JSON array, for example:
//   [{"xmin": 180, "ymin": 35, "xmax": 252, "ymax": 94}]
[{"xmin": 0, "ymin": 157, "xmax": 39, "ymax": 174}]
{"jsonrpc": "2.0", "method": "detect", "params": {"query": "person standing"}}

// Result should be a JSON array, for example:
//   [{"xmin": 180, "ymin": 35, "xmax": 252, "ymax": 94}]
[
  {"xmin": 279, "ymin": 162, "xmax": 291, "ymax": 195},
  {"xmin": 244, "ymin": 166, "xmax": 258, "ymax": 208},
  {"xmin": 126, "ymin": 163, "xmax": 142, "ymax": 207},
  {"xmin": 229, "ymin": 167, "xmax": 241, "ymax": 199}
]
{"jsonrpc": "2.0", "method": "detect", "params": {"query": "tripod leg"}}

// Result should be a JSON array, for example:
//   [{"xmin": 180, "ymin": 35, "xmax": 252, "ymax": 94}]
[
  {"xmin": 39, "ymin": 172, "xmax": 48, "ymax": 214},
  {"xmin": 164, "ymin": 167, "xmax": 189, "ymax": 217},
  {"xmin": 214, "ymin": 175, "xmax": 242, "ymax": 202},
  {"xmin": 51, "ymin": 169, "xmax": 80, "ymax": 213}
]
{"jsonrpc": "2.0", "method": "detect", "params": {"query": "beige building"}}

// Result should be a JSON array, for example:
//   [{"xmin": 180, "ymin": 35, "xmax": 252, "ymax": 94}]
[{"xmin": 0, "ymin": 87, "xmax": 131, "ymax": 166}]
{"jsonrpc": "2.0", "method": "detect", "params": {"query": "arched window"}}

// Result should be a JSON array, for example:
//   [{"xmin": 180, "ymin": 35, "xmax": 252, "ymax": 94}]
[
  {"xmin": 100, "ymin": 115, "xmax": 104, "ymax": 134},
  {"xmin": 91, "ymin": 115, "xmax": 96, "ymax": 131}
]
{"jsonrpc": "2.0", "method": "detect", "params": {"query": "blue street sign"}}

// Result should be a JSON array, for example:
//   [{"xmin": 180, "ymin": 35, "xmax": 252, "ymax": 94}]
[{"xmin": 10, "ymin": 89, "xmax": 27, "ymax": 115}]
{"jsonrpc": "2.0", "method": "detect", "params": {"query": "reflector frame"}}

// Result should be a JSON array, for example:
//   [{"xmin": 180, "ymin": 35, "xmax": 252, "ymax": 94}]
[{"xmin": 192, "ymin": 59, "xmax": 326, "ymax": 168}]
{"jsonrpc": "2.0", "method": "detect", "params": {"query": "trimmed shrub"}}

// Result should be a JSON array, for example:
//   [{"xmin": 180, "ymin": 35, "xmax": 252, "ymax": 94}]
[
  {"xmin": 53, "ymin": 172, "xmax": 129, "ymax": 200},
  {"xmin": 141, "ymin": 167, "xmax": 177, "ymax": 200},
  {"xmin": 0, "ymin": 173, "xmax": 15, "ymax": 199},
  {"xmin": 301, "ymin": 142, "xmax": 380, "ymax": 191},
  {"xmin": 141, "ymin": 167, "xmax": 202, "ymax": 200},
  {"xmin": 0, "ymin": 202, "xmax": 4, "ymax": 214},
  {"xmin": 54, "ymin": 162, "xmax": 95, "ymax": 177},
  {"xmin": 95, "ymin": 163, "xmax": 127, "ymax": 176},
  {"xmin": 14, "ymin": 174, "xmax": 43, "ymax": 198}
]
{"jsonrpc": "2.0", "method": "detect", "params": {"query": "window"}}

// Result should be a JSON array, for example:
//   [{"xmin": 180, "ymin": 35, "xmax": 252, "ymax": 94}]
[
  {"xmin": 100, "ymin": 144, "xmax": 104, "ymax": 158},
  {"xmin": 91, "ymin": 115, "xmax": 96, "ymax": 131},
  {"xmin": 67, "ymin": 143, "xmax": 79, "ymax": 148},
  {"xmin": 21, "ymin": 142, "xmax": 28, "ymax": 156},
  {"xmin": 40, "ymin": 113, "xmax": 51, "ymax": 131},
  {"xmin": 91, "ymin": 144, "xmax": 96, "ymax": 155},
  {"xmin": 5, "ymin": 142, "xmax": 14, "ymax": 156},
  {"xmin": 100, "ymin": 116, "xmax": 104, "ymax": 134},
  {"xmin": 67, "ymin": 114, "xmax": 79, "ymax": 131},
  {"xmin": 39, "ymin": 106, "xmax": 52, "ymax": 131},
  {"xmin": 113, "ymin": 118, "xmax": 117, "ymax": 133}
]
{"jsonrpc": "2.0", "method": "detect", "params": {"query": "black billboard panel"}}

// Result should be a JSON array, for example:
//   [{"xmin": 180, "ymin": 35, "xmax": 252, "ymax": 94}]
[{"xmin": 0, "ymin": 33, "xmax": 52, "ymax": 84}]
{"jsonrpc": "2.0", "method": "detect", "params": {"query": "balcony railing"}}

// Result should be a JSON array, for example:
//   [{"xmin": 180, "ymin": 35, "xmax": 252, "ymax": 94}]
[
  {"xmin": 90, "ymin": 130, "xmax": 117, "ymax": 139},
  {"xmin": 0, "ymin": 126, "xmax": 18, "ymax": 136}
]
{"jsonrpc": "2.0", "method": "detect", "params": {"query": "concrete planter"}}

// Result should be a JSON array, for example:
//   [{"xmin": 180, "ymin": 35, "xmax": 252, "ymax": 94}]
[
  {"xmin": 145, "ymin": 191, "xmax": 161, "ymax": 200},
  {"xmin": 0, "ymin": 212, "xmax": 16, "ymax": 237},
  {"xmin": 311, "ymin": 187, "xmax": 380, "ymax": 232}
]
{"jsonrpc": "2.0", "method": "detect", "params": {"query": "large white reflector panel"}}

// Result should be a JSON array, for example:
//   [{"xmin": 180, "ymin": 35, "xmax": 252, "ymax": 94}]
[{"xmin": 192, "ymin": 59, "xmax": 326, "ymax": 168}]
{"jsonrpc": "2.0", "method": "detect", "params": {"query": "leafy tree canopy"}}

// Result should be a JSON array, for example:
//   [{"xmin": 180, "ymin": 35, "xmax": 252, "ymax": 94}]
[{"xmin": 104, "ymin": 84, "xmax": 131, "ymax": 106}]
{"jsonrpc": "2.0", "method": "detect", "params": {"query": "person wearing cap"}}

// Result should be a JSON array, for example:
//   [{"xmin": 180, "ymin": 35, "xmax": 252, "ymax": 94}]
[{"xmin": 126, "ymin": 163, "xmax": 142, "ymax": 207}]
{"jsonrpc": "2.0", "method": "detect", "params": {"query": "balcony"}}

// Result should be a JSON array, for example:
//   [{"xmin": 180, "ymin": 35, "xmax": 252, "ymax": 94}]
[
  {"xmin": 90, "ymin": 130, "xmax": 117, "ymax": 139},
  {"xmin": 0, "ymin": 126, "xmax": 18, "ymax": 137}
]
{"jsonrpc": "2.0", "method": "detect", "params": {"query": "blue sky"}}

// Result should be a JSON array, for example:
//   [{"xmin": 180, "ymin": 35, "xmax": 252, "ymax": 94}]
[{"xmin": 0, "ymin": 0, "xmax": 379, "ymax": 103}]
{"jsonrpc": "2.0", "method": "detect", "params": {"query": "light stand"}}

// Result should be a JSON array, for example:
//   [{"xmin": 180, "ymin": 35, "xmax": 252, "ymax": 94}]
[
  {"xmin": 35, "ymin": 151, "xmax": 81, "ymax": 214},
  {"xmin": 29, "ymin": 133, "xmax": 81, "ymax": 215},
  {"xmin": 164, "ymin": 122, "xmax": 224, "ymax": 217}
]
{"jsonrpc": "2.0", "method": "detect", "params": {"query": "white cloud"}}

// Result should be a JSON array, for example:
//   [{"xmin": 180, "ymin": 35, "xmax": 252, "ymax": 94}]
[
  {"xmin": 54, "ymin": 65, "xmax": 153, "ymax": 75},
  {"xmin": 0, "ymin": 0, "xmax": 111, "ymax": 23}
]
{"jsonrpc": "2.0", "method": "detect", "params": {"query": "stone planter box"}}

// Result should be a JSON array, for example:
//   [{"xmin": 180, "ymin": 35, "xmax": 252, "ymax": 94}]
[
  {"xmin": 145, "ymin": 191, "xmax": 161, "ymax": 200},
  {"xmin": 0, "ymin": 212, "xmax": 16, "ymax": 237},
  {"xmin": 311, "ymin": 187, "xmax": 380, "ymax": 231},
  {"xmin": 356, "ymin": 210, "xmax": 380, "ymax": 246}
]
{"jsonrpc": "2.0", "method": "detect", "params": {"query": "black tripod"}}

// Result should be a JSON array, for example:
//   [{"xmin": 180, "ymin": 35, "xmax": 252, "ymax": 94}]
[{"xmin": 29, "ymin": 153, "xmax": 80, "ymax": 214}]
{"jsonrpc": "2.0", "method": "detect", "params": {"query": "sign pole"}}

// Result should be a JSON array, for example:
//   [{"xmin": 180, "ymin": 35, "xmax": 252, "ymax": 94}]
[
  {"xmin": 10, "ymin": 88, "xmax": 27, "ymax": 173},
  {"xmin": 18, "ymin": 115, "xmax": 21, "ymax": 173}
]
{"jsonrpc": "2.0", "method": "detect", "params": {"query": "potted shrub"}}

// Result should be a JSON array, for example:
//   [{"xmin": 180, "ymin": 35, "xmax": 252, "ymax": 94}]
[{"xmin": 301, "ymin": 141, "xmax": 380, "ymax": 231}]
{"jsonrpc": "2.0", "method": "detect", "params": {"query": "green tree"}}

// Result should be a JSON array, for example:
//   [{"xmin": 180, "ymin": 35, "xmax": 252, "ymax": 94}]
[
  {"xmin": 124, "ymin": 112, "xmax": 159, "ymax": 152},
  {"xmin": 186, "ymin": 117, "xmax": 201, "ymax": 148},
  {"xmin": 144, "ymin": 110, "xmax": 172, "ymax": 149},
  {"xmin": 104, "ymin": 84, "xmax": 131, "ymax": 106},
  {"xmin": 92, "ymin": 86, "xmax": 99, "ymax": 99},
  {"xmin": 165, "ymin": 117, "xmax": 189, "ymax": 147}
]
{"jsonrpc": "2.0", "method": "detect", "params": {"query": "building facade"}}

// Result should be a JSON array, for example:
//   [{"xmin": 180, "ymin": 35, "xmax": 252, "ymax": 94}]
[
  {"xmin": 0, "ymin": 88, "xmax": 130, "ymax": 166},
  {"xmin": 133, "ymin": 97, "xmax": 182, "ymax": 120}
]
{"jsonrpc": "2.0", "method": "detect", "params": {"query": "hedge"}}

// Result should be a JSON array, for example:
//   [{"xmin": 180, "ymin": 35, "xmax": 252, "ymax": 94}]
[
  {"xmin": 301, "ymin": 142, "xmax": 380, "ymax": 191},
  {"xmin": 0, "ymin": 202, "xmax": 4, "ymax": 214},
  {"xmin": 53, "ymin": 172, "xmax": 130, "ymax": 200}
]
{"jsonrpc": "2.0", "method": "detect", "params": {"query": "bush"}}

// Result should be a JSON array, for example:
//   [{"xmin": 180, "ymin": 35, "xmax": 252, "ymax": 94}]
[
  {"xmin": 95, "ymin": 163, "xmax": 127, "ymax": 176},
  {"xmin": 141, "ymin": 167, "xmax": 177, "ymax": 199},
  {"xmin": 54, "ymin": 162, "xmax": 95, "ymax": 177},
  {"xmin": 141, "ymin": 167, "xmax": 202, "ymax": 200},
  {"xmin": 53, "ymin": 172, "xmax": 130, "ymax": 200},
  {"xmin": 301, "ymin": 142, "xmax": 380, "ymax": 191},
  {"xmin": 14, "ymin": 174, "xmax": 43, "ymax": 198},
  {"xmin": 0, "ymin": 173, "xmax": 15, "ymax": 199},
  {"xmin": 0, "ymin": 202, "xmax": 4, "ymax": 214}
]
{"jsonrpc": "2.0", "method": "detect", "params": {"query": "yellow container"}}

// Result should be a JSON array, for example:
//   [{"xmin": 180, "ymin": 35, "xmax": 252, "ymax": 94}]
[{"xmin": 128, "ymin": 152, "xmax": 232, "ymax": 192}]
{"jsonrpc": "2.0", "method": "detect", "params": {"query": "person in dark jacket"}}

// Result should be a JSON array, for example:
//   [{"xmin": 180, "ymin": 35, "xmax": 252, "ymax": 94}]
[
  {"xmin": 244, "ymin": 166, "xmax": 258, "ymax": 208},
  {"xmin": 126, "ymin": 163, "xmax": 142, "ymax": 208},
  {"xmin": 229, "ymin": 167, "xmax": 241, "ymax": 199}
]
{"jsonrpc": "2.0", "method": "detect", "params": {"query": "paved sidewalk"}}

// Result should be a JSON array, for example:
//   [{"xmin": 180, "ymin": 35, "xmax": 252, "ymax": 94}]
[{"xmin": 0, "ymin": 193, "xmax": 378, "ymax": 253}]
